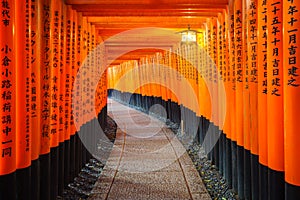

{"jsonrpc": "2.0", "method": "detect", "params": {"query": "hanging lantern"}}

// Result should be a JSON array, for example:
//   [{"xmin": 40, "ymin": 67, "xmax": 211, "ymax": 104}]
[{"xmin": 179, "ymin": 25, "xmax": 198, "ymax": 44}]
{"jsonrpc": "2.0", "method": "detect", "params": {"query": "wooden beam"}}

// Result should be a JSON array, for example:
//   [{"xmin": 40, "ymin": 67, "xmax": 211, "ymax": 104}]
[
  {"xmin": 106, "ymin": 48, "xmax": 167, "ymax": 65},
  {"xmin": 66, "ymin": 0, "xmax": 228, "ymax": 7},
  {"xmin": 90, "ymin": 16, "xmax": 207, "ymax": 30},
  {"xmin": 106, "ymin": 48, "xmax": 164, "ymax": 54},
  {"xmin": 64, "ymin": 0, "xmax": 228, "ymax": 66},
  {"xmin": 94, "ymin": 23, "xmax": 204, "ymax": 29},
  {"xmin": 71, "ymin": 5, "xmax": 224, "ymax": 12},
  {"xmin": 88, "ymin": 16, "xmax": 207, "ymax": 23},
  {"xmin": 82, "ymin": 11, "xmax": 220, "ymax": 17}
]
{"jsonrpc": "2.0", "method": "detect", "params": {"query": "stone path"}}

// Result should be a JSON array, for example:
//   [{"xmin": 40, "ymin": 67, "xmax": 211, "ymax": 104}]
[{"xmin": 88, "ymin": 99, "xmax": 211, "ymax": 200}]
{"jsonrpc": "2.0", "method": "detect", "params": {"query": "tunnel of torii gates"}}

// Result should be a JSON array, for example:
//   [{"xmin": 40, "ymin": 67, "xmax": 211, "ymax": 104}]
[{"xmin": 0, "ymin": 0, "xmax": 300, "ymax": 200}]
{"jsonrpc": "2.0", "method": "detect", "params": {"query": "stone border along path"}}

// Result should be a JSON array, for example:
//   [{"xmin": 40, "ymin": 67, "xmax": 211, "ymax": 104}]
[{"xmin": 88, "ymin": 99, "xmax": 211, "ymax": 200}]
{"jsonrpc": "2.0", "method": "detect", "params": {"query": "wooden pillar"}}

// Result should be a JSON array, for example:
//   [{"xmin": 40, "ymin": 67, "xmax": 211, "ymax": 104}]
[
  {"xmin": 15, "ymin": 0, "xmax": 32, "ymax": 199},
  {"xmin": 30, "ymin": 0, "xmax": 41, "ymax": 199},
  {"xmin": 49, "ymin": 0, "xmax": 62, "ymax": 198},
  {"xmin": 283, "ymin": 0, "xmax": 300, "ymax": 199},
  {"xmin": 267, "ymin": 1, "xmax": 284, "ymax": 199},
  {"xmin": 257, "ymin": 1, "xmax": 269, "ymax": 199},
  {"xmin": 39, "ymin": 1, "xmax": 52, "ymax": 199},
  {"xmin": 0, "ymin": 1, "xmax": 16, "ymax": 199},
  {"xmin": 246, "ymin": 0, "xmax": 259, "ymax": 199},
  {"xmin": 229, "ymin": 0, "xmax": 238, "ymax": 192}
]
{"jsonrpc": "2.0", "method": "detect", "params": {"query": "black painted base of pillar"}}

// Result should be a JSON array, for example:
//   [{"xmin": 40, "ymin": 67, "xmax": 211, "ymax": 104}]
[
  {"xmin": 16, "ymin": 166, "xmax": 31, "ymax": 200},
  {"xmin": 225, "ymin": 136, "xmax": 232, "ymax": 188},
  {"xmin": 219, "ymin": 131, "xmax": 224, "ymax": 174},
  {"xmin": 40, "ymin": 153, "xmax": 50, "ymax": 200},
  {"xmin": 285, "ymin": 182, "xmax": 300, "ymax": 200},
  {"xmin": 0, "ymin": 172, "xmax": 16, "ymax": 200},
  {"xmin": 58, "ymin": 142, "xmax": 65, "ymax": 196},
  {"xmin": 259, "ymin": 163, "xmax": 268, "ymax": 200},
  {"xmin": 31, "ymin": 159, "xmax": 40, "ymax": 200},
  {"xmin": 213, "ymin": 125, "xmax": 219, "ymax": 168},
  {"xmin": 70, "ymin": 134, "xmax": 76, "ymax": 181},
  {"xmin": 237, "ymin": 145, "xmax": 245, "ymax": 199},
  {"xmin": 75, "ymin": 134, "xmax": 82, "ymax": 176},
  {"xmin": 64, "ymin": 139, "xmax": 70, "ymax": 187},
  {"xmin": 50, "ymin": 147, "xmax": 59, "ymax": 200},
  {"xmin": 207, "ymin": 122, "xmax": 213, "ymax": 162},
  {"xmin": 81, "ymin": 139, "xmax": 87, "ymax": 169},
  {"xmin": 268, "ymin": 168, "xmax": 284, "ymax": 200},
  {"xmin": 231, "ymin": 141, "xmax": 238, "ymax": 193},
  {"xmin": 244, "ymin": 149, "xmax": 251, "ymax": 200},
  {"xmin": 251, "ymin": 154, "xmax": 259, "ymax": 200}
]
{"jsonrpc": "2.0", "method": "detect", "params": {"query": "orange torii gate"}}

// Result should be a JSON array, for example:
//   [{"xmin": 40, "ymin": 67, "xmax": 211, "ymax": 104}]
[
  {"xmin": 0, "ymin": 0, "xmax": 300, "ymax": 199},
  {"xmin": 0, "ymin": 1, "xmax": 108, "ymax": 199},
  {"xmin": 107, "ymin": 1, "xmax": 300, "ymax": 199}
]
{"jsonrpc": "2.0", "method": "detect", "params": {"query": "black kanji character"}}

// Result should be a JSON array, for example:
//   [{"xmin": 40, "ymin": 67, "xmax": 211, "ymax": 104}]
[
  {"xmin": 2, "ymin": 55, "xmax": 11, "ymax": 66},
  {"xmin": 288, "ymin": 66, "xmax": 299, "ymax": 76},
  {"xmin": 2, "ymin": 146, "xmax": 12, "ymax": 157},
  {"xmin": 1, "ymin": 80, "xmax": 12, "ymax": 88},
  {"xmin": 288, "ymin": 6, "xmax": 298, "ymax": 16},
  {"xmin": 288, "ymin": 76, "xmax": 300, "ymax": 87},
  {"xmin": 2, "ymin": 126, "xmax": 11, "ymax": 136}
]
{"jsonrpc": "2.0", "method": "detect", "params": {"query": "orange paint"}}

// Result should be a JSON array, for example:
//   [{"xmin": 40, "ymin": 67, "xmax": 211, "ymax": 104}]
[
  {"xmin": 162, "ymin": 52, "xmax": 170, "ymax": 104},
  {"xmin": 174, "ymin": 49, "xmax": 180, "ymax": 105},
  {"xmin": 16, "ymin": 0, "xmax": 32, "ymax": 169},
  {"xmin": 40, "ymin": 0, "xmax": 52, "ymax": 155},
  {"xmin": 211, "ymin": 17, "xmax": 219, "ymax": 127},
  {"xmin": 65, "ymin": 6, "xmax": 73, "ymax": 134},
  {"xmin": 234, "ymin": 0, "xmax": 244, "ymax": 147},
  {"xmin": 95, "ymin": 35, "xmax": 100, "ymax": 116},
  {"xmin": 180, "ymin": 46, "xmax": 187, "ymax": 109},
  {"xmin": 171, "ymin": 52, "xmax": 179, "ymax": 104},
  {"xmin": 247, "ymin": 0, "xmax": 258, "ymax": 155},
  {"xmin": 143, "ymin": 59, "xmax": 146, "ymax": 98},
  {"xmin": 103, "ymin": 69, "xmax": 108, "ymax": 110},
  {"xmin": 203, "ymin": 27, "xmax": 212, "ymax": 121},
  {"xmin": 86, "ymin": 22, "xmax": 92, "ymax": 123},
  {"xmin": 217, "ymin": 12, "xmax": 224, "ymax": 129},
  {"xmin": 0, "ymin": 0, "xmax": 16, "ymax": 175},
  {"xmin": 156, "ymin": 54, "xmax": 161, "ymax": 100},
  {"xmin": 60, "ymin": 2, "xmax": 67, "ymax": 141},
  {"xmin": 206, "ymin": 18, "xmax": 214, "ymax": 123},
  {"xmin": 70, "ymin": 10, "xmax": 78, "ymax": 136},
  {"xmin": 82, "ymin": 17, "xmax": 88, "ymax": 126},
  {"xmin": 159, "ymin": 52, "xmax": 167, "ymax": 102},
  {"xmin": 223, "ymin": 7, "xmax": 231, "ymax": 138},
  {"xmin": 229, "ymin": 0, "xmax": 237, "ymax": 142},
  {"xmin": 190, "ymin": 46, "xmax": 199, "ymax": 115},
  {"xmin": 30, "ymin": 0, "xmax": 41, "ymax": 161},
  {"xmin": 49, "ymin": 0, "xmax": 62, "ymax": 148},
  {"xmin": 74, "ymin": 12, "xmax": 83, "ymax": 131},
  {"xmin": 196, "ymin": 46, "xmax": 203, "ymax": 117},
  {"xmin": 257, "ymin": 0, "xmax": 268, "ymax": 167},
  {"xmin": 103, "ymin": 68, "xmax": 108, "ymax": 110},
  {"xmin": 242, "ymin": 0, "xmax": 250, "ymax": 151},
  {"xmin": 166, "ymin": 50, "xmax": 172, "ymax": 102},
  {"xmin": 99, "ymin": 39, "xmax": 106, "ymax": 114},
  {"xmin": 283, "ymin": 0, "xmax": 300, "ymax": 186},
  {"xmin": 267, "ymin": 0, "xmax": 284, "ymax": 172}
]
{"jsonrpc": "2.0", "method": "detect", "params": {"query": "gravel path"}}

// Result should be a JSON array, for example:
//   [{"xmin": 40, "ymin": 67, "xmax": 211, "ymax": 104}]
[{"xmin": 88, "ymin": 99, "xmax": 211, "ymax": 200}]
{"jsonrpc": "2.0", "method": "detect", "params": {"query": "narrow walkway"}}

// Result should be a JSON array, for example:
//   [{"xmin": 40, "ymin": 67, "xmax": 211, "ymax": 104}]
[{"xmin": 89, "ymin": 99, "xmax": 211, "ymax": 200}]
